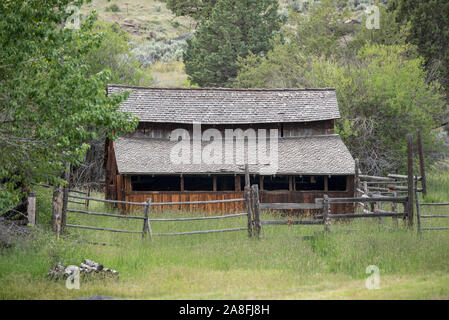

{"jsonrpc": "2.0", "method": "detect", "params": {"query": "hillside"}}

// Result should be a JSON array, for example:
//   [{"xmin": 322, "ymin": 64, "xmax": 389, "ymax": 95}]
[{"xmin": 81, "ymin": 0, "xmax": 193, "ymax": 86}]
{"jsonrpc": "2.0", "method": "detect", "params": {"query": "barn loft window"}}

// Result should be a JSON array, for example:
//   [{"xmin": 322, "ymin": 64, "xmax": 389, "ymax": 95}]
[
  {"xmin": 216, "ymin": 175, "xmax": 235, "ymax": 191},
  {"xmin": 183, "ymin": 175, "xmax": 214, "ymax": 191},
  {"xmin": 263, "ymin": 176, "xmax": 289, "ymax": 191},
  {"xmin": 328, "ymin": 175, "xmax": 347, "ymax": 191},
  {"xmin": 131, "ymin": 175, "xmax": 180, "ymax": 191},
  {"xmin": 295, "ymin": 176, "xmax": 325, "ymax": 191}
]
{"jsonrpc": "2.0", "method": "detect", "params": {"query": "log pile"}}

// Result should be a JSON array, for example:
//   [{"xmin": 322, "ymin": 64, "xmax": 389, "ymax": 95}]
[{"xmin": 48, "ymin": 259, "xmax": 119, "ymax": 280}]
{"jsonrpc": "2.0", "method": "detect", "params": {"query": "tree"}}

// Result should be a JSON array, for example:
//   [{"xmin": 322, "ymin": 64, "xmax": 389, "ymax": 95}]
[
  {"xmin": 166, "ymin": 0, "xmax": 218, "ymax": 21},
  {"xmin": 0, "ymin": 0, "xmax": 137, "ymax": 212},
  {"xmin": 84, "ymin": 20, "xmax": 152, "ymax": 86},
  {"xmin": 390, "ymin": 0, "xmax": 449, "ymax": 95},
  {"xmin": 237, "ymin": 43, "xmax": 446, "ymax": 174},
  {"xmin": 184, "ymin": 0, "xmax": 282, "ymax": 87},
  {"xmin": 235, "ymin": 0, "xmax": 446, "ymax": 174}
]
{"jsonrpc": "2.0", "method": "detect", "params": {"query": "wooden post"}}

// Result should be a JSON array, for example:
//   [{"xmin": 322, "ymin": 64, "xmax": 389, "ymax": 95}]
[
  {"xmin": 252, "ymin": 184, "xmax": 261, "ymax": 239},
  {"xmin": 85, "ymin": 186, "xmax": 90, "ymax": 209},
  {"xmin": 244, "ymin": 186, "xmax": 253, "ymax": 238},
  {"xmin": 407, "ymin": 134, "xmax": 414, "ymax": 227},
  {"xmin": 323, "ymin": 194, "xmax": 330, "ymax": 232},
  {"xmin": 61, "ymin": 163, "xmax": 70, "ymax": 232},
  {"xmin": 51, "ymin": 185, "xmax": 63, "ymax": 238},
  {"xmin": 415, "ymin": 191, "xmax": 422, "ymax": 234},
  {"xmin": 355, "ymin": 158, "xmax": 360, "ymax": 196},
  {"xmin": 27, "ymin": 192, "xmax": 36, "ymax": 226},
  {"xmin": 244, "ymin": 164, "xmax": 250, "ymax": 188},
  {"xmin": 416, "ymin": 130, "xmax": 427, "ymax": 196},
  {"xmin": 142, "ymin": 198, "xmax": 152, "ymax": 241}
]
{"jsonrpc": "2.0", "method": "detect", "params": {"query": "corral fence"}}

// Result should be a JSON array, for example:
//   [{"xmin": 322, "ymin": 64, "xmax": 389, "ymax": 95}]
[
  {"xmin": 251, "ymin": 185, "xmax": 409, "ymax": 237},
  {"xmin": 416, "ymin": 191, "xmax": 449, "ymax": 233},
  {"xmin": 57, "ymin": 183, "xmax": 254, "ymax": 241}
]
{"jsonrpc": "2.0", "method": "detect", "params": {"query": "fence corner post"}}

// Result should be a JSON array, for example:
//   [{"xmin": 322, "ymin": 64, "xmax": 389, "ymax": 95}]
[
  {"xmin": 244, "ymin": 186, "xmax": 253, "ymax": 238},
  {"xmin": 323, "ymin": 194, "xmax": 330, "ymax": 232},
  {"xmin": 27, "ymin": 192, "xmax": 36, "ymax": 226}
]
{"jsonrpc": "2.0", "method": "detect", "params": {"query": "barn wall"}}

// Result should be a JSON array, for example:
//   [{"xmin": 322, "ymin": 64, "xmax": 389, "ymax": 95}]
[
  {"xmin": 123, "ymin": 191, "xmax": 246, "ymax": 213},
  {"xmin": 121, "ymin": 176, "xmax": 355, "ymax": 215}
]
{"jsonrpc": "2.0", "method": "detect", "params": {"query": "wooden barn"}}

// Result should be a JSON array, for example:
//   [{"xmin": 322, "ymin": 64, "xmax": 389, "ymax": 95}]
[{"xmin": 104, "ymin": 85, "xmax": 356, "ymax": 214}]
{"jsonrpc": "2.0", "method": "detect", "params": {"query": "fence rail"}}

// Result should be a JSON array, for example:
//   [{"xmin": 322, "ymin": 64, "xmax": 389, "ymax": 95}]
[
  {"xmin": 63, "ymin": 189, "xmax": 251, "ymax": 241},
  {"xmin": 416, "ymin": 192, "xmax": 449, "ymax": 233}
]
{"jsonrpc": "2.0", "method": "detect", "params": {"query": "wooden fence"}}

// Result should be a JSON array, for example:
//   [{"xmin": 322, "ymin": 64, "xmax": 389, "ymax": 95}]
[
  {"xmin": 252, "ymin": 188, "xmax": 409, "ymax": 237},
  {"xmin": 416, "ymin": 191, "xmax": 449, "ymax": 233},
  {"xmin": 63, "ymin": 194, "xmax": 252, "ymax": 241}
]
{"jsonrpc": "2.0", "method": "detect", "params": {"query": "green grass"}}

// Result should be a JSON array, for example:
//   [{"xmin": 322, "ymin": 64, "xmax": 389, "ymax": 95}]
[{"xmin": 0, "ymin": 168, "xmax": 448, "ymax": 299}]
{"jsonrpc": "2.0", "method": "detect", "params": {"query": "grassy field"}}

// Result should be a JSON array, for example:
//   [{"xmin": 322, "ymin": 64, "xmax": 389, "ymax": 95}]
[{"xmin": 0, "ymin": 168, "xmax": 448, "ymax": 299}]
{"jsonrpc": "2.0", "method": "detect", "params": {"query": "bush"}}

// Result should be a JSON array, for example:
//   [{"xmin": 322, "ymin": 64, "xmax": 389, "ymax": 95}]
[
  {"xmin": 132, "ymin": 39, "xmax": 187, "ymax": 66},
  {"xmin": 106, "ymin": 4, "xmax": 120, "ymax": 12}
]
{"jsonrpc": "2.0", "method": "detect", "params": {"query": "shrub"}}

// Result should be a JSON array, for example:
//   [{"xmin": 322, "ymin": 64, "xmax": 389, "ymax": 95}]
[
  {"xmin": 132, "ymin": 39, "xmax": 187, "ymax": 66},
  {"xmin": 106, "ymin": 4, "xmax": 120, "ymax": 12}
]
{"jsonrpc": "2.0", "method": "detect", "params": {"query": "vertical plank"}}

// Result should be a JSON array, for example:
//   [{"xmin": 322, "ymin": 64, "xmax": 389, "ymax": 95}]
[
  {"xmin": 27, "ymin": 192, "xmax": 36, "ymax": 226},
  {"xmin": 235, "ymin": 175, "xmax": 241, "ymax": 192}
]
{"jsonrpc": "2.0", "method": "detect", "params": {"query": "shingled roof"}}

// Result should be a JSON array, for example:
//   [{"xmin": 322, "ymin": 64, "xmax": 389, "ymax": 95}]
[
  {"xmin": 107, "ymin": 85, "xmax": 340, "ymax": 124},
  {"xmin": 113, "ymin": 134, "xmax": 355, "ymax": 175}
]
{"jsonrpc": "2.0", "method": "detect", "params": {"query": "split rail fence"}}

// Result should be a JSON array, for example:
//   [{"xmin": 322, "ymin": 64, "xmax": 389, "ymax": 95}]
[{"xmin": 61, "ymin": 189, "xmax": 253, "ymax": 241}]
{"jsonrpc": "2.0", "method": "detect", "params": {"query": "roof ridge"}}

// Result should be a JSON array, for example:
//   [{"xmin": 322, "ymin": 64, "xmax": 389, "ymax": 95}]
[{"xmin": 107, "ymin": 84, "xmax": 336, "ymax": 92}]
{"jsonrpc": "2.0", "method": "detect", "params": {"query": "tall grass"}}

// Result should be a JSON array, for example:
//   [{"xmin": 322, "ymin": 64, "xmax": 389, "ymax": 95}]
[{"xmin": 0, "ymin": 167, "xmax": 448, "ymax": 299}]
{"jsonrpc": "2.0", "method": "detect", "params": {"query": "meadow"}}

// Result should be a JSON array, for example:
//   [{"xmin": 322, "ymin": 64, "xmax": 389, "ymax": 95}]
[{"xmin": 0, "ymin": 168, "xmax": 448, "ymax": 299}]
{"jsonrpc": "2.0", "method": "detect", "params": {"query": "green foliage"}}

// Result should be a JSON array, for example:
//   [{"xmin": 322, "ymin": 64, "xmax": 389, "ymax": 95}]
[
  {"xmin": 166, "ymin": 0, "xmax": 218, "ymax": 21},
  {"xmin": 84, "ymin": 20, "xmax": 152, "ymax": 86},
  {"xmin": 390, "ymin": 0, "xmax": 449, "ymax": 95},
  {"xmin": 184, "ymin": 0, "xmax": 282, "ymax": 87},
  {"xmin": 286, "ymin": 0, "xmax": 352, "ymax": 59},
  {"xmin": 235, "ymin": 0, "xmax": 446, "ymax": 174},
  {"xmin": 106, "ymin": 3, "xmax": 120, "ymax": 12},
  {"xmin": 132, "ymin": 39, "xmax": 187, "ymax": 66},
  {"xmin": 0, "ymin": 0, "xmax": 138, "ymax": 210}
]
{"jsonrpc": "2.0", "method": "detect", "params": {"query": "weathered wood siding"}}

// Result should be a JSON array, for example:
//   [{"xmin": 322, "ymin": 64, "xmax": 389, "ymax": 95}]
[{"xmin": 123, "ymin": 191, "xmax": 246, "ymax": 213}]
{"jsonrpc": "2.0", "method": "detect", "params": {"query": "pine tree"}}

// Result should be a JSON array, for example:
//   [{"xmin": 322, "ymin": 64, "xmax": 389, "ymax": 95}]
[{"xmin": 184, "ymin": 0, "xmax": 282, "ymax": 87}]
